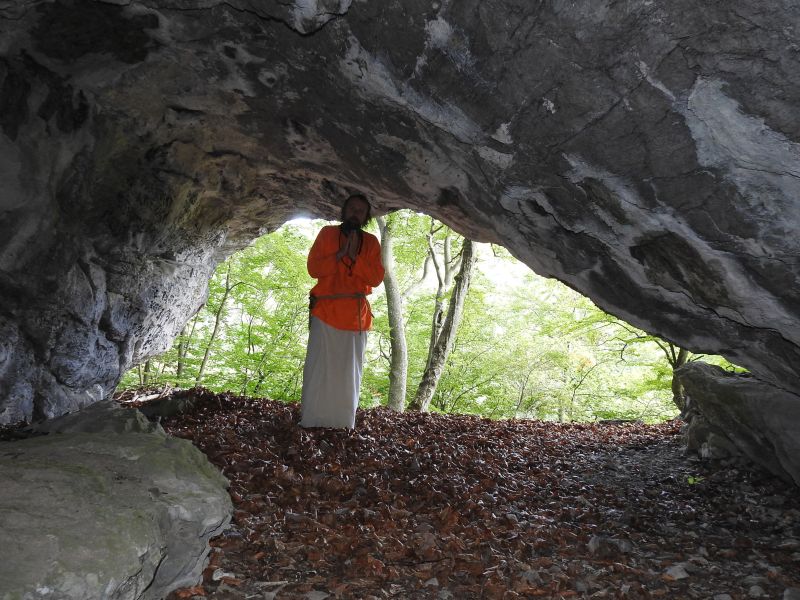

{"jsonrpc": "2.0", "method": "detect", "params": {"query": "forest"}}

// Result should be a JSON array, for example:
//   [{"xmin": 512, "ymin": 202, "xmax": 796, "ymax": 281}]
[{"xmin": 119, "ymin": 211, "xmax": 737, "ymax": 423}]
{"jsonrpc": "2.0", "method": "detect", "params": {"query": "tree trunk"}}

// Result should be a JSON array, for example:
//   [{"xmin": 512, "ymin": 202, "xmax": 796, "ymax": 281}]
[
  {"xmin": 671, "ymin": 346, "xmax": 690, "ymax": 411},
  {"xmin": 175, "ymin": 326, "xmax": 188, "ymax": 380},
  {"xmin": 377, "ymin": 215, "xmax": 408, "ymax": 412},
  {"xmin": 410, "ymin": 238, "xmax": 477, "ymax": 412},
  {"xmin": 142, "ymin": 360, "xmax": 151, "ymax": 386},
  {"xmin": 196, "ymin": 266, "xmax": 234, "ymax": 385},
  {"xmin": 423, "ymin": 226, "xmax": 447, "ymax": 372},
  {"xmin": 176, "ymin": 313, "xmax": 200, "ymax": 383},
  {"xmin": 514, "ymin": 370, "xmax": 532, "ymax": 418}
]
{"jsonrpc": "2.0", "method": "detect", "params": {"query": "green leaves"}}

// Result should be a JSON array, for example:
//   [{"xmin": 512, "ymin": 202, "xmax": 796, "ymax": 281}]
[
  {"xmin": 119, "ymin": 223, "xmax": 315, "ymax": 399},
  {"xmin": 118, "ymin": 211, "xmax": 735, "ymax": 423}
]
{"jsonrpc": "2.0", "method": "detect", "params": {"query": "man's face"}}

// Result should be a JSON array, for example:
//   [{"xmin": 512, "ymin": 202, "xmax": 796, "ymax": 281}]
[{"xmin": 342, "ymin": 197, "xmax": 369, "ymax": 229}]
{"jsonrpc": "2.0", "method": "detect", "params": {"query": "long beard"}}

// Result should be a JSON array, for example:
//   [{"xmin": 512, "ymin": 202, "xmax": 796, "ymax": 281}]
[{"xmin": 341, "ymin": 219, "xmax": 363, "ymax": 233}]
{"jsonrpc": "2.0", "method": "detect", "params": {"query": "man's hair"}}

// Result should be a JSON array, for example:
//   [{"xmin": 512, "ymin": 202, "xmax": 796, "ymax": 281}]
[{"xmin": 340, "ymin": 193, "xmax": 373, "ymax": 225}]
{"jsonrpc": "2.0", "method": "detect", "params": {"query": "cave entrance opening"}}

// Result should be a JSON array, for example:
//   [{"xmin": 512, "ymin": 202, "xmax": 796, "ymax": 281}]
[{"xmin": 116, "ymin": 211, "xmax": 740, "ymax": 423}]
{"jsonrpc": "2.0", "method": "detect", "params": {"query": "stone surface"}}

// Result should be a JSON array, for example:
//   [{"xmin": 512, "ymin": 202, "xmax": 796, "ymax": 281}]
[
  {"xmin": 664, "ymin": 564, "xmax": 690, "ymax": 581},
  {"xmin": 587, "ymin": 535, "xmax": 633, "ymax": 558},
  {"xmin": 29, "ymin": 399, "xmax": 162, "ymax": 435},
  {"xmin": 678, "ymin": 362, "xmax": 800, "ymax": 486},
  {"xmin": 0, "ymin": 404, "xmax": 232, "ymax": 600},
  {"xmin": 1, "ymin": 2, "xmax": 800, "ymax": 470}
]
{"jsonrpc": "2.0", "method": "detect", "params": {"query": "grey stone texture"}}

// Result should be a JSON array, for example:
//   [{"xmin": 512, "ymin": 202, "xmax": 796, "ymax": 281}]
[
  {"xmin": 679, "ymin": 362, "xmax": 800, "ymax": 487},
  {"xmin": 1, "ymin": 3, "xmax": 799, "ymax": 468},
  {"xmin": 0, "ymin": 402, "xmax": 232, "ymax": 600},
  {"xmin": 29, "ymin": 399, "xmax": 163, "ymax": 434}
]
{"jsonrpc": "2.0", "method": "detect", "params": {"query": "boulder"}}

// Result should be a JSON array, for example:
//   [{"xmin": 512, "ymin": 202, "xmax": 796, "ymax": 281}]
[
  {"xmin": 678, "ymin": 362, "xmax": 800, "ymax": 486},
  {"xmin": 0, "ymin": 403, "xmax": 232, "ymax": 599},
  {"xmin": 29, "ymin": 399, "xmax": 162, "ymax": 435}
]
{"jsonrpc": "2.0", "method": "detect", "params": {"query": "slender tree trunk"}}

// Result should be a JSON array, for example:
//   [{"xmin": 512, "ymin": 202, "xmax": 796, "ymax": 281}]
[
  {"xmin": 242, "ymin": 308, "xmax": 303, "ymax": 396},
  {"xmin": 175, "ymin": 326, "xmax": 188, "ymax": 380},
  {"xmin": 239, "ymin": 315, "xmax": 257, "ymax": 394},
  {"xmin": 377, "ymin": 215, "xmax": 408, "ymax": 412},
  {"xmin": 410, "ymin": 238, "xmax": 477, "ymax": 412},
  {"xmin": 196, "ymin": 266, "xmax": 234, "ymax": 385},
  {"xmin": 514, "ymin": 370, "xmax": 531, "ymax": 417},
  {"xmin": 670, "ymin": 345, "xmax": 690, "ymax": 411},
  {"xmin": 566, "ymin": 362, "xmax": 599, "ymax": 422},
  {"xmin": 142, "ymin": 360, "xmax": 151, "ymax": 386},
  {"xmin": 424, "ymin": 228, "xmax": 447, "ymax": 372},
  {"xmin": 252, "ymin": 370, "xmax": 266, "ymax": 396},
  {"xmin": 176, "ymin": 314, "xmax": 200, "ymax": 383}
]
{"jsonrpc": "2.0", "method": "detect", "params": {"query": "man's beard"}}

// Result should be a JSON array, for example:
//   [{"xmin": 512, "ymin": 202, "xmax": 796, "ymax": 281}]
[{"xmin": 341, "ymin": 218, "xmax": 363, "ymax": 233}]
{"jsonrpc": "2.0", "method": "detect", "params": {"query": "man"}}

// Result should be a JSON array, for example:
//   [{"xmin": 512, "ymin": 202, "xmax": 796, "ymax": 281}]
[{"xmin": 300, "ymin": 194, "xmax": 385, "ymax": 428}]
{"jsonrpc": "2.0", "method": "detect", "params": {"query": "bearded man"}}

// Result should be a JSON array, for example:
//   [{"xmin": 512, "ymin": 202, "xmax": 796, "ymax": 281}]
[{"xmin": 300, "ymin": 194, "xmax": 385, "ymax": 428}]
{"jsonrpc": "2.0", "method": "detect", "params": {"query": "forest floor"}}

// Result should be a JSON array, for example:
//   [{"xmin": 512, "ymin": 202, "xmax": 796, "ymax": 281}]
[{"xmin": 124, "ymin": 390, "xmax": 800, "ymax": 597}]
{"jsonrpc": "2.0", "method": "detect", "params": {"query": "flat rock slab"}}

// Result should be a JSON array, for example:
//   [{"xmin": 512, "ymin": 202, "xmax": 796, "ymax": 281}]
[{"xmin": 0, "ymin": 427, "xmax": 232, "ymax": 600}]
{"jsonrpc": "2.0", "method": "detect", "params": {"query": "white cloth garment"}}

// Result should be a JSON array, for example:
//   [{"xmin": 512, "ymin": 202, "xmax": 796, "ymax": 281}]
[{"xmin": 300, "ymin": 316, "xmax": 367, "ymax": 428}]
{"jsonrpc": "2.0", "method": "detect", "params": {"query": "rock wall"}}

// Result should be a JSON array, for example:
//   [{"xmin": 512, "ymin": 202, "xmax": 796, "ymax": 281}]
[{"xmin": 1, "ymin": 0, "xmax": 799, "ymax": 448}]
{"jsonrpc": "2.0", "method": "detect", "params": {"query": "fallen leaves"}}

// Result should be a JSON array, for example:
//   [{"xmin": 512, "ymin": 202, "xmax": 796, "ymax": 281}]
[
  {"xmin": 171, "ymin": 586, "xmax": 205, "ymax": 598},
  {"xmin": 137, "ymin": 389, "xmax": 800, "ymax": 599}
]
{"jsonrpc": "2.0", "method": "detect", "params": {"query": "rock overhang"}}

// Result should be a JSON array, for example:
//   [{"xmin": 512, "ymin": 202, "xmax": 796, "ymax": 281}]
[{"xmin": 1, "ymin": 0, "xmax": 800, "ymax": 423}]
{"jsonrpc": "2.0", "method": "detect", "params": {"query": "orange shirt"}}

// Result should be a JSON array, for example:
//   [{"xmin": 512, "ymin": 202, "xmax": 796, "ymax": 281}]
[{"xmin": 308, "ymin": 225, "xmax": 385, "ymax": 331}]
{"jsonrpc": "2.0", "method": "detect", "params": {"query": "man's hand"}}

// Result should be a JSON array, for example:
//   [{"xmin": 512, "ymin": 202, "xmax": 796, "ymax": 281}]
[
  {"xmin": 337, "ymin": 231, "xmax": 359, "ymax": 262},
  {"xmin": 346, "ymin": 231, "xmax": 359, "ymax": 261}
]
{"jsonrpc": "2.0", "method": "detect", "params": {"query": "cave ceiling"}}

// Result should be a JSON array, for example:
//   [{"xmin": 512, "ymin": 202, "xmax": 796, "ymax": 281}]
[{"xmin": 1, "ymin": 0, "xmax": 800, "ymax": 422}]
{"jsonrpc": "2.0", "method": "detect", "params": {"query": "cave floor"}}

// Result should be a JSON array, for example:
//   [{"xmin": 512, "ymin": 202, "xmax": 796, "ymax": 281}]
[{"xmin": 133, "ymin": 390, "xmax": 800, "ymax": 600}]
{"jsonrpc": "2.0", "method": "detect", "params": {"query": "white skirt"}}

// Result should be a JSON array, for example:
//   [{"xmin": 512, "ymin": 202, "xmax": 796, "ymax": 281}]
[{"xmin": 300, "ymin": 317, "xmax": 367, "ymax": 429}]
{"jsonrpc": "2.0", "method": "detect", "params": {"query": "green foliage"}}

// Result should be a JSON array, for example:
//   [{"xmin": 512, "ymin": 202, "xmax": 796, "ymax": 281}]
[
  {"xmin": 119, "ymin": 211, "xmax": 736, "ymax": 423},
  {"xmin": 119, "ymin": 225, "xmax": 314, "ymax": 400}
]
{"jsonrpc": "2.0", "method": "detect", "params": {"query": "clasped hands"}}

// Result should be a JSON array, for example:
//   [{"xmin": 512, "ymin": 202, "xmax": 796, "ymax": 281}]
[{"xmin": 336, "ymin": 231, "xmax": 359, "ymax": 263}]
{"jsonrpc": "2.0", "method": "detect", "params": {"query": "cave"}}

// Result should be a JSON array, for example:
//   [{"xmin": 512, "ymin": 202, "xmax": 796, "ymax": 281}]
[{"xmin": 2, "ymin": 0, "xmax": 800, "ymax": 597}]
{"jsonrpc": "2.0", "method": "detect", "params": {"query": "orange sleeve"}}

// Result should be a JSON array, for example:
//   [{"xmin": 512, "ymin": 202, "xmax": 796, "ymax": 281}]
[
  {"xmin": 307, "ymin": 226, "xmax": 339, "ymax": 279},
  {"xmin": 351, "ymin": 234, "xmax": 385, "ymax": 287}
]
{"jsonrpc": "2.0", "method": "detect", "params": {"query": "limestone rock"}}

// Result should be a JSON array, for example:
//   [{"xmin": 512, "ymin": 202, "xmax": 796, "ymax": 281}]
[
  {"xmin": 29, "ymin": 399, "xmax": 162, "ymax": 435},
  {"xmin": 587, "ymin": 535, "xmax": 633, "ymax": 558},
  {"xmin": 1, "ymin": 0, "xmax": 800, "ymax": 478},
  {"xmin": 699, "ymin": 431, "xmax": 740, "ymax": 461},
  {"xmin": 678, "ymin": 362, "xmax": 800, "ymax": 486},
  {"xmin": 664, "ymin": 564, "xmax": 690, "ymax": 581},
  {"xmin": 0, "ymin": 410, "xmax": 232, "ymax": 599}
]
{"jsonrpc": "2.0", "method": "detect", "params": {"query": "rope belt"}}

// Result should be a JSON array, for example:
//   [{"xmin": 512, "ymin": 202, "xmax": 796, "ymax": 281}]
[{"xmin": 309, "ymin": 293, "xmax": 367, "ymax": 333}]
